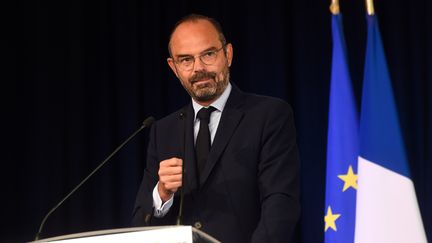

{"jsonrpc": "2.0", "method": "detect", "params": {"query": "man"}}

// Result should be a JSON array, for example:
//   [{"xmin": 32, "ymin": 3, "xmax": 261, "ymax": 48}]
[{"xmin": 132, "ymin": 14, "xmax": 300, "ymax": 243}]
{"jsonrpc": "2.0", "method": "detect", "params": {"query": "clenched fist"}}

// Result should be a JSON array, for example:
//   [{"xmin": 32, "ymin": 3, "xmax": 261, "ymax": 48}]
[{"xmin": 158, "ymin": 157, "xmax": 183, "ymax": 203}]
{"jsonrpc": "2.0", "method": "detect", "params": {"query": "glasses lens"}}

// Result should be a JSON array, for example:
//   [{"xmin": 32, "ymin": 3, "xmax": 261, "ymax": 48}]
[
  {"xmin": 176, "ymin": 58, "xmax": 193, "ymax": 71},
  {"xmin": 200, "ymin": 51, "xmax": 218, "ymax": 65}
]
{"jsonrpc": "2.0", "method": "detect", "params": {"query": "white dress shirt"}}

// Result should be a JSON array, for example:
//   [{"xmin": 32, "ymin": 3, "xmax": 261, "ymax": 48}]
[{"xmin": 152, "ymin": 83, "xmax": 232, "ymax": 217}]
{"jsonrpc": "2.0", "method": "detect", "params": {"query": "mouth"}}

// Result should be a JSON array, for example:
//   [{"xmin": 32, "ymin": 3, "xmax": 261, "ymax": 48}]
[
  {"xmin": 192, "ymin": 78, "xmax": 213, "ymax": 86},
  {"xmin": 190, "ymin": 71, "xmax": 216, "ymax": 86},
  {"xmin": 194, "ymin": 78, "xmax": 211, "ymax": 84}
]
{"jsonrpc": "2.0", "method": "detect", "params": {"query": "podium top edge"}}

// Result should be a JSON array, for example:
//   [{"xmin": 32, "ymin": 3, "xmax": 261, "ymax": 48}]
[{"xmin": 29, "ymin": 225, "xmax": 192, "ymax": 243}]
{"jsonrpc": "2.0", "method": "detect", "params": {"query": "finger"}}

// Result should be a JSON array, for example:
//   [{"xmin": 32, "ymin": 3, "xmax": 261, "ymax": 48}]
[
  {"xmin": 158, "ymin": 166, "xmax": 183, "ymax": 176},
  {"xmin": 159, "ymin": 174, "xmax": 182, "ymax": 184},
  {"xmin": 160, "ymin": 158, "xmax": 183, "ymax": 167},
  {"xmin": 159, "ymin": 173, "xmax": 182, "ymax": 184},
  {"xmin": 164, "ymin": 181, "xmax": 182, "ymax": 191}
]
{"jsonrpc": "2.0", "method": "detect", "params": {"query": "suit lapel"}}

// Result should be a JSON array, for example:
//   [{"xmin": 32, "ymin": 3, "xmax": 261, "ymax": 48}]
[{"xmin": 199, "ymin": 86, "xmax": 245, "ymax": 187}]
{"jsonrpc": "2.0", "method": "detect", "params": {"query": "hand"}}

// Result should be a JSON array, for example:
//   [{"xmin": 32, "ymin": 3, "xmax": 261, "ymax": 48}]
[{"xmin": 157, "ymin": 157, "xmax": 183, "ymax": 203}]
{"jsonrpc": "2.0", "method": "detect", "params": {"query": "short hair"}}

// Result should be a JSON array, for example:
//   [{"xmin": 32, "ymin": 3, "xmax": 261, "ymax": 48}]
[{"xmin": 168, "ymin": 14, "xmax": 227, "ymax": 57}]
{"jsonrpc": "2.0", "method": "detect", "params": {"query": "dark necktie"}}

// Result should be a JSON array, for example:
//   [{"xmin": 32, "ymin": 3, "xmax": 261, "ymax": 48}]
[{"xmin": 195, "ymin": 106, "xmax": 216, "ymax": 174}]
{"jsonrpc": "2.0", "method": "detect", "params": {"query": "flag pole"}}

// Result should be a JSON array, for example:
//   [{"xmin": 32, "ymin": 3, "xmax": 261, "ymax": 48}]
[
  {"xmin": 330, "ymin": 0, "xmax": 340, "ymax": 14},
  {"xmin": 365, "ymin": 0, "xmax": 375, "ymax": 15}
]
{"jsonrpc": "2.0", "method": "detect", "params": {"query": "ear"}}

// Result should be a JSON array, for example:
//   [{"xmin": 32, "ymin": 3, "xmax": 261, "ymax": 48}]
[
  {"xmin": 167, "ymin": 57, "xmax": 180, "ymax": 78},
  {"xmin": 225, "ymin": 43, "xmax": 233, "ymax": 67}
]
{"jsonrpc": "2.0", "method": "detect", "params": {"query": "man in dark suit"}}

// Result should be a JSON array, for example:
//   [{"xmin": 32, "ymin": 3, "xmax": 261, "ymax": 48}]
[{"xmin": 132, "ymin": 14, "xmax": 300, "ymax": 242}]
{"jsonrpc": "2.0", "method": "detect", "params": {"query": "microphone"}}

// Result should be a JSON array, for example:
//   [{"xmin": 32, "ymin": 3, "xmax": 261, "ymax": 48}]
[
  {"xmin": 35, "ymin": 116, "xmax": 155, "ymax": 241},
  {"xmin": 176, "ymin": 111, "xmax": 186, "ymax": 225}
]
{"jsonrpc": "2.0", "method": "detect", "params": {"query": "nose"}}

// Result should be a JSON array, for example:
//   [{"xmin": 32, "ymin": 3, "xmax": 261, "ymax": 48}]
[{"xmin": 192, "ymin": 57, "xmax": 206, "ymax": 72}]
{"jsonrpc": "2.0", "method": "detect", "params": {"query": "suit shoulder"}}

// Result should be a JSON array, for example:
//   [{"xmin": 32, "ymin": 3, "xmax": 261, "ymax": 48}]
[
  {"xmin": 154, "ymin": 107, "xmax": 187, "ymax": 127},
  {"xmin": 241, "ymin": 92, "xmax": 293, "ymax": 114}
]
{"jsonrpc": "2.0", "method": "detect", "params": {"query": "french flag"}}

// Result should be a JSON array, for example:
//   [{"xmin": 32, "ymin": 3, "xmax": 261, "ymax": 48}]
[{"xmin": 354, "ymin": 15, "xmax": 427, "ymax": 243}]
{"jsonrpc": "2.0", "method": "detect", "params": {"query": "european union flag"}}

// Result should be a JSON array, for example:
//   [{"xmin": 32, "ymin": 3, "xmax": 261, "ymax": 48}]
[
  {"xmin": 354, "ymin": 14, "xmax": 427, "ymax": 243},
  {"xmin": 324, "ymin": 14, "xmax": 359, "ymax": 243}
]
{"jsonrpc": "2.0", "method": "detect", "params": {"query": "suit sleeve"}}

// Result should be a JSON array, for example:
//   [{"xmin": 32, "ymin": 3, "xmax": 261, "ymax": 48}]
[
  {"xmin": 251, "ymin": 102, "xmax": 301, "ymax": 243},
  {"xmin": 131, "ymin": 123, "xmax": 159, "ymax": 226},
  {"xmin": 132, "ymin": 121, "xmax": 179, "ymax": 226}
]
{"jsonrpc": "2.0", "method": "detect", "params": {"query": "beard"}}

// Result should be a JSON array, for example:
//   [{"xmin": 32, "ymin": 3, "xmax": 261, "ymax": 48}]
[{"xmin": 184, "ymin": 67, "xmax": 230, "ymax": 103}]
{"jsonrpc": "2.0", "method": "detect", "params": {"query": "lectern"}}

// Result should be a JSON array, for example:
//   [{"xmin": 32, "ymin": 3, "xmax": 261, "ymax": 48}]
[{"xmin": 31, "ymin": 225, "xmax": 220, "ymax": 243}]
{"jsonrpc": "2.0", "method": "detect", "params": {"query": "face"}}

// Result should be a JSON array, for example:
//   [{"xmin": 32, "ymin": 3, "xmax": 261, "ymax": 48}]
[{"xmin": 167, "ymin": 19, "xmax": 233, "ymax": 106}]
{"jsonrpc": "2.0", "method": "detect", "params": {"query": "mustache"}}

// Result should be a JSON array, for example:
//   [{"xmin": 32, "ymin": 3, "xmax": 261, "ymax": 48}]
[{"xmin": 189, "ymin": 71, "xmax": 216, "ymax": 84}]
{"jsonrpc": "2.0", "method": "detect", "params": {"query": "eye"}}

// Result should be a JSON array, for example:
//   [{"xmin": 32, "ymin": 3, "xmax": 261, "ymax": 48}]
[
  {"xmin": 204, "ymin": 51, "xmax": 217, "ymax": 58},
  {"xmin": 178, "ymin": 57, "xmax": 193, "ymax": 64}
]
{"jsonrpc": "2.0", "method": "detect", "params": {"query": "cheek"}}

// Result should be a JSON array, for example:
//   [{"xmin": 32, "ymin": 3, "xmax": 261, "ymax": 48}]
[
  {"xmin": 216, "ymin": 72, "xmax": 225, "ymax": 81},
  {"xmin": 179, "ymin": 78, "xmax": 190, "ymax": 88},
  {"xmin": 217, "ymin": 65, "xmax": 229, "ymax": 79},
  {"xmin": 215, "ymin": 61, "xmax": 229, "ymax": 76},
  {"xmin": 177, "ymin": 72, "xmax": 191, "ymax": 84}
]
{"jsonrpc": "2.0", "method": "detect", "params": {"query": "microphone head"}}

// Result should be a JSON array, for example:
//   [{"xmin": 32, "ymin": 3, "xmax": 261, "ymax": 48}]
[
  {"xmin": 142, "ymin": 116, "xmax": 155, "ymax": 128},
  {"xmin": 179, "ymin": 110, "xmax": 187, "ymax": 119}
]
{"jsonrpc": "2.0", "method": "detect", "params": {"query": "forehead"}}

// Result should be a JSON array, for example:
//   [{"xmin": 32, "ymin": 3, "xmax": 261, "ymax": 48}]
[{"xmin": 170, "ymin": 20, "xmax": 221, "ymax": 55}]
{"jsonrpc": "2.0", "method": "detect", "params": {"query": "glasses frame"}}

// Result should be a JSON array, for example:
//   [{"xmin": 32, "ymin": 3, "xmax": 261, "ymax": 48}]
[{"xmin": 171, "ymin": 46, "xmax": 225, "ymax": 71}]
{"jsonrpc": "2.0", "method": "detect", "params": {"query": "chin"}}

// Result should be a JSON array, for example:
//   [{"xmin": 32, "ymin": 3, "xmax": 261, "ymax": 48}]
[{"xmin": 194, "ymin": 89, "xmax": 217, "ymax": 102}]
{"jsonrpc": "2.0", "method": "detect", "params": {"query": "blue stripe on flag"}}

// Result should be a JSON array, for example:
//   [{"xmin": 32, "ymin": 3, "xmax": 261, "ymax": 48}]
[{"xmin": 359, "ymin": 15, "xmax": 410, "ymax": 177}]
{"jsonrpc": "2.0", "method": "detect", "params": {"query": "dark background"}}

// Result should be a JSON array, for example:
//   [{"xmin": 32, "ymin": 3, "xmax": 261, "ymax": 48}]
[{"xmin": 3, "ymin": 0, "xmax": 431, "ymax": 242}]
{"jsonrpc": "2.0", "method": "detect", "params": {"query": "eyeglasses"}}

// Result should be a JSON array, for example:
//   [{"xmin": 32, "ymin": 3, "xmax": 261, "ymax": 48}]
[{"xmin": 172, "ymin": 46, "xmax": 225, "ymax": 71}]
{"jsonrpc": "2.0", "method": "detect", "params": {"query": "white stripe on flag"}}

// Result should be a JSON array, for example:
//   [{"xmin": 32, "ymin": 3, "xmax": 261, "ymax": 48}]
[{"xmin": 355, "ymin": 156, "xmax": 427, "ymax": 243}]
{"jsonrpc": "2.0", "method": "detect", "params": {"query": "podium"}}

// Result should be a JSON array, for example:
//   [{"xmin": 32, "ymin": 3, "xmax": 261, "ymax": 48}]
[{"xmin": 31, "ymin": 226, "xmax": 220, "ymax": 243}]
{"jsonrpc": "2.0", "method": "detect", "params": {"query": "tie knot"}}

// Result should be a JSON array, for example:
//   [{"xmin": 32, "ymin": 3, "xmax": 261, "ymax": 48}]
[{"xmin": 197, "ymin": 106, "xmax": 216, "ymax": 123}]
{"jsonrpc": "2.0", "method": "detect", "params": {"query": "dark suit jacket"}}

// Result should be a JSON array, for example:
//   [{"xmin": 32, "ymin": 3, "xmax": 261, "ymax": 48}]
[{"xmin": 132, "ymin": 85, "xmax": 300, "ymax": 243}]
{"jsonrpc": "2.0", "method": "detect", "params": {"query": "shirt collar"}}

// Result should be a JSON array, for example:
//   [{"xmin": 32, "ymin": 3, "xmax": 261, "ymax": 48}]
[{"xmin": 192, "ymin": 82, "xmax": 232, "ymax": 120}]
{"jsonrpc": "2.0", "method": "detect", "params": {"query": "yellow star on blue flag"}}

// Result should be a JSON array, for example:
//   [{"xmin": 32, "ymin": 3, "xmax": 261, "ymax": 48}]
[
  {"xmin": 325, "ymin": 206, "xmax": 341, "ymax": 232},
  {"xmin": 338, "ymin": 165, "xmax": 358, "ymax": 191}
]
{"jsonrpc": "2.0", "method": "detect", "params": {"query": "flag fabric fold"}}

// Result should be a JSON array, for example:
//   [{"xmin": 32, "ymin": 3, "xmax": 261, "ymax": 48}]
[
  {"xmin": 354, "ymin": 15, "xmax": 427, "ymax": 243},
  {"xmin": 324, "ymin": 14, "xmax": 359, "ymax": 243}
]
